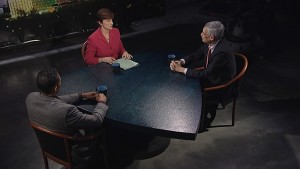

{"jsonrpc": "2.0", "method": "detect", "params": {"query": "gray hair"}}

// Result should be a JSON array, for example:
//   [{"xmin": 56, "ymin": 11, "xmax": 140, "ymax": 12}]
[{"xmin": 204, "ymin": 21, "xmax": 225, "ymax": 40}]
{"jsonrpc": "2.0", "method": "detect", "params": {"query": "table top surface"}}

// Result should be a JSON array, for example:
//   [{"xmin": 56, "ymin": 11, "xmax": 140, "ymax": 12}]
[{"xmin": 60, "ymin": 52, "xmax": 202, "ymax": 140}]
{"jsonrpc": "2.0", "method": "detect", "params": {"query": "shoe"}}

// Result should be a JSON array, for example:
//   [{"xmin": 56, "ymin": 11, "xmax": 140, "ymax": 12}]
[
  {"xmin": 202, "ymin": 118, "xmax": 211, "ymax": 129},
  {"xmin": 206, "ymin": 111, "xmax": 216, "ymax": 127},
  {"xmin": 197, "ymin": 118, "xmax": 210, "ymax": 133}
]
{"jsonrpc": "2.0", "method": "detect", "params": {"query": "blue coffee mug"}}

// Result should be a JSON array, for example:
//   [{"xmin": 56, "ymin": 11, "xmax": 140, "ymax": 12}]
[
  {"xmin": 96, "ymin": 85, "xmax": 107, "ymax": 96},
  {"xmin": 168, "ymin": 54, "xmax": 176, "ymax": 60},
  {"xmin": 112, "ymin": 62, "xmax": 121, "ymax": 73},
  {"xmin": 168, "ymin": 54, "xmax": 176, "ymax": 65}
]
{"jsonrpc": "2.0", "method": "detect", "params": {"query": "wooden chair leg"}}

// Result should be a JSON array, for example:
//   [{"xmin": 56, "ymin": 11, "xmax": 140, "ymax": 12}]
[
  {"xmin": 232, "ymin": 98, "xmax": 237, "ymax": 126},
  {"xmin": 42, "ymin": 153, "xmax": 49, "ymax": 169},
  {"xmin": 199, "ymin": 93, "xmax": 207, "ymax": 131}
]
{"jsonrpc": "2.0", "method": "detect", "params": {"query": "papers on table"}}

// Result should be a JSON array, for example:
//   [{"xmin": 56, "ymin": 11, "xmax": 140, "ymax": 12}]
[{"xmin": 114, "ymin": 58, "xmax": 139, "ymax": 70}]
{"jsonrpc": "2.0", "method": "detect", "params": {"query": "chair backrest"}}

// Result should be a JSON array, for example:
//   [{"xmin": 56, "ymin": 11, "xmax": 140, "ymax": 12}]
[
  {"xmin": 201, "ymin": 53, "xmax": 248, "ymax": 127},
  {"xmin": 204, "ymin": 53, "xmax": 248, "ymax": 94},
  {"xmin": 81, "ymin": 41, "xmax": 88, "ymax": 63},
  {"xmin": 31, "ymin": 121, "xmax": 73, "ymax": 168},
  {"xmin": 232, "ymin": 53, "xmax": 248, "ymax": 97},
  {"xmin": 31, "ymin": 121, "xmax": 106, "ymax": 169}
]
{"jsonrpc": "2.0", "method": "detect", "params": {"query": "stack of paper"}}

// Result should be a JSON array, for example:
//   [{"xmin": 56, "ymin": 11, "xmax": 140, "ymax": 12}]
[{"xmin": 114, "ymin": 58, "xmax": 139, "ymax": 70}]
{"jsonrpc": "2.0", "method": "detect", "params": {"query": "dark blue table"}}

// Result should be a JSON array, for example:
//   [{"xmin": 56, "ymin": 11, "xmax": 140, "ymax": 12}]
[{"xmin": 60, "ymin": 52, "xmax": 202, "ymax": 140}]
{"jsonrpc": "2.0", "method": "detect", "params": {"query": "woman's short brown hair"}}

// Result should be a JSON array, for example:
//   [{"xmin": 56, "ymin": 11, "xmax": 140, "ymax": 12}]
[{"xmin": 96, "ymin": 8, "xmax": 114, "ymax": 22}]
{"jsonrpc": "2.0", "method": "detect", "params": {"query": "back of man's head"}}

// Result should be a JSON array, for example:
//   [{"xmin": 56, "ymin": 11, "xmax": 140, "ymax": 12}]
[{"xmin": 36, "ymin": 68, "xmax": 59, "ymax": 94}]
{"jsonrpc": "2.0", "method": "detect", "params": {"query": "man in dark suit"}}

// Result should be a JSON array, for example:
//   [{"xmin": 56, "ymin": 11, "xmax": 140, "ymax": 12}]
[
  {"xmin": 26, "ymin": 68, "xmax": 108, "ymax": 168},
  {"xmin": 170, "ymin": 21, "xmax": 236, "ymax": 128}
]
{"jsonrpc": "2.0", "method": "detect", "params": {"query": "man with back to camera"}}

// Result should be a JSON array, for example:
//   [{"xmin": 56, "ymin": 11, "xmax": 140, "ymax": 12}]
[
  {"xmin": 25, "ymin": 67, "xmax": 108, "ymax": 168},
  {"xmin": 170, "ymin": 21, "xmax": 236, "ymax": 129}
]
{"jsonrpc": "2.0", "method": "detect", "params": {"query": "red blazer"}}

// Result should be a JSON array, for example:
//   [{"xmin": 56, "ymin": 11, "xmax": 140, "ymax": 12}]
[{"xmin": 84, "ymin": 28, "xmax": 126, "ymax": 65}]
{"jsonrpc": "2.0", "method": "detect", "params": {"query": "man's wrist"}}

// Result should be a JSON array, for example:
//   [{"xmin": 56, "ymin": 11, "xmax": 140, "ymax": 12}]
[
  {"xmin": 183, "ymin": 68, "xmax": 188, "ymax": 74},
  {"xmin": 98, "ymin": 101, "xmax": 106, "ymax": 105},
  {"xmin": 78, "ymin": 93, "xmax": 83, "ymax": 100},
  {"xmin": 180, "ymin": 59, "xmax": 185, "ymax": 65}
]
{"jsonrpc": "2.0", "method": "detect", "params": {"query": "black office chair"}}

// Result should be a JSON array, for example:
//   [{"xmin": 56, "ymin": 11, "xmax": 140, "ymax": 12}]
[
  {"xmin": 30, "ymin": 121, "xmax": 108, "ymax": 169},
  {"xmin": 200, "ymin": 53, "xmax": 248, "ymax": 129}
]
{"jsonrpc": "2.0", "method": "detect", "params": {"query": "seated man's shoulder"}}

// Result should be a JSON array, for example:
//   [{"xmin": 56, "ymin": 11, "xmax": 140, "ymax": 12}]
[
  {"xmin": 27, "ymin": 91, "xmax": 38, "ymax": 95},
  {"xmin": 26, "ymin": 92, "xmax": 40, "ymax": 99}
]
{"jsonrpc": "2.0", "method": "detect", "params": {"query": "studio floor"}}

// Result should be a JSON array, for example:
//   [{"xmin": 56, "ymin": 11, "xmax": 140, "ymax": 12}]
[{"xmin": 1, "ymin": 1, "xmax": 300, "ymax": 169}]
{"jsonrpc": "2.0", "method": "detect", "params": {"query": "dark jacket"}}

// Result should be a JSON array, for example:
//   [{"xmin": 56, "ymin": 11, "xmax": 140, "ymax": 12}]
[
  {"xmin": 183, "ymin": 40, "xmax": 236, "ymax": 105},
  {"xmin": 26, "ymin": 92, "xmax": 108, "ymax": 135}
]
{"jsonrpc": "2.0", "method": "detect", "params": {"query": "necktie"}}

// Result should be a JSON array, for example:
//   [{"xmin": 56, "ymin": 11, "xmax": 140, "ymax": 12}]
[{"xmin": 205, "ymin": 48, "xmax": 211, "ymax": 68}]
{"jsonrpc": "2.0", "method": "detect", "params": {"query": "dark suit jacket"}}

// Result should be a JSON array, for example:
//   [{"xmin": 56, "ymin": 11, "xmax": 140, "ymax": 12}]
[
  {"xmin": 183, "ymin": 40, "xmax": 236, "ymax": 105},
  {"xmin": 26, "ymin": 92, "xmax": 108, "ymax": 135}
]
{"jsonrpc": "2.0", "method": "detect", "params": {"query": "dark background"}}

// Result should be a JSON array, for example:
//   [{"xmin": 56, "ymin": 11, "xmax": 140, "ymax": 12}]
[
  {"xmin": 1, "ymin": 0, "xmax": 299, "ymax": 60},
  {"xmin": 1, "ymin": 0, "xmax": 300, "ymax": 169},
  {"xmin": 0, "ymin": 0, "xmax": 165, "ymax": 50}
]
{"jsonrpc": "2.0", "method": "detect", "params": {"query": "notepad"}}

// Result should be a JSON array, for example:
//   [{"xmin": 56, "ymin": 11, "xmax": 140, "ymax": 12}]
[{"xmin": 114, "ymin": 58, "xmax": 139, "ymax": 70}]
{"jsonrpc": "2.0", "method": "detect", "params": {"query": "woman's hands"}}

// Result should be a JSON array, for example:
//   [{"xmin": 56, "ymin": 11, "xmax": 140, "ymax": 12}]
[
  {"xmin": 98, "ymin": 52, "xmax": 132, "ymax": 64},
  {"xmin": 122, "ymin": 51, "xmax": 133, "ymax": 60},
  {"xmin": 98, "ymin": 57, "xmax": 116, "ymax": 64}
]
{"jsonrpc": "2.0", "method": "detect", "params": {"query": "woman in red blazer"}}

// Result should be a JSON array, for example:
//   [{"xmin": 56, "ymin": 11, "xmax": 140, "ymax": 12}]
[{"xmin": 84, "ymin": 8, "xmax": 132, "ymax": 65}]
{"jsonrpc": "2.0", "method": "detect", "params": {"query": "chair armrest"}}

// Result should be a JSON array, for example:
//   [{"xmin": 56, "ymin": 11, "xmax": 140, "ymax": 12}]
[
  {"xmin": 71, "ymin": 128, "xmax": 105, "ymax": 141},
  {"xmin": 204, "ymin": 53, "xmax": 248, "ymax": 92},
  {"xmin": 204, "ymin": 83, "xmax": 231, "ymax": 92},
  {"xmin": 194, "ymin": 67, "xmax": 205, "ymax": 71},
  {"xmin": 30, "ymin": 121, "xmax": 105, "ymax": 142}
]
